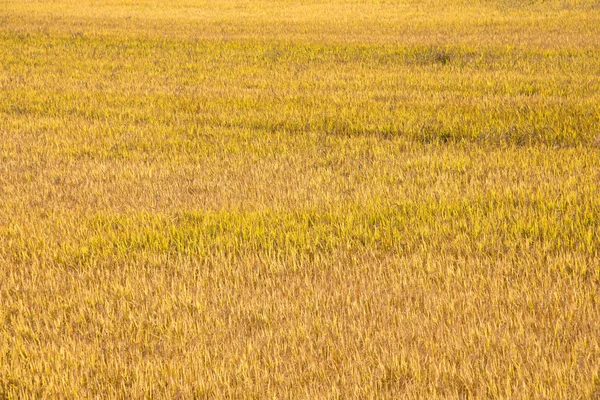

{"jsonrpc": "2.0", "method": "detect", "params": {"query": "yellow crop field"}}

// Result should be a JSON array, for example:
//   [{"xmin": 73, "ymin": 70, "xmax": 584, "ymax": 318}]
[{"xmin": 1, "ymin": 0, "xmax": 600, "ymax": 397}]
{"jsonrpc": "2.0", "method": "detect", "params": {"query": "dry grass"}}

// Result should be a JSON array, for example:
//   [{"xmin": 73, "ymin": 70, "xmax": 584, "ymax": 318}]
[{"xmin": 1, "ymin": 0, "xmax": 600, "ymax": 398}]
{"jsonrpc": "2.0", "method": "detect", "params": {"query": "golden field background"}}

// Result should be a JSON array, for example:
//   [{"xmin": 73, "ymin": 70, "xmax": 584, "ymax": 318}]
[{"xmin": 1, "ymin": 0, "xmax": 600, "ymax": 397}]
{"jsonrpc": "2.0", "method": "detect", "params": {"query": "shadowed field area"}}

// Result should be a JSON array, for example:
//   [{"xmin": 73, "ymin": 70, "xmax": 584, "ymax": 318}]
[{"xmin": 1, "ymin": 0, "xmax": 600, "ymax": 397}]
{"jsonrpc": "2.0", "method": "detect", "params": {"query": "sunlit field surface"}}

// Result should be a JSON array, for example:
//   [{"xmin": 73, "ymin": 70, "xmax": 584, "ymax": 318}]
[{"xmin": 1, "ymin": 0, "xmax": 600, "ymax": 397}]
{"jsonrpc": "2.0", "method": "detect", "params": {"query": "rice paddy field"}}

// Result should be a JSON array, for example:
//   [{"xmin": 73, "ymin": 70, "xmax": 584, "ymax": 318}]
[{"xmin": 1, "ymin": 0, "xmax": 600, "ymax": 397}]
